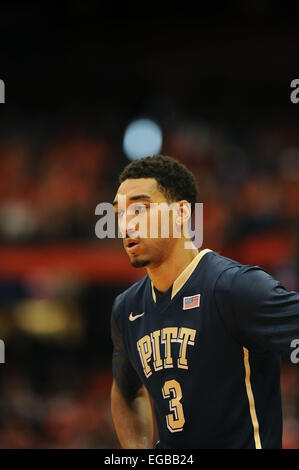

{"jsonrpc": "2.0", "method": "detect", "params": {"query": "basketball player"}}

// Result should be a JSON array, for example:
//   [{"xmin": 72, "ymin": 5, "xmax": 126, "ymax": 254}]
[{"xmin": 110, "ymin": 154, "xmax": 299, "ymax": 449}]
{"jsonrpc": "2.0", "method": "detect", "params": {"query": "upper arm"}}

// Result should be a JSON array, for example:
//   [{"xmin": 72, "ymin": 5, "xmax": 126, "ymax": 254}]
[{"xmin": 111, "ymin": 298, "xmax": 143, "ymax": 399}]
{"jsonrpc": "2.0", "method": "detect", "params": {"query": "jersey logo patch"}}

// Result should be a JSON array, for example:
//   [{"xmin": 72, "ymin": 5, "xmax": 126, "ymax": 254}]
[
  {"xmin": 129, "ymin": 311, "xmax": 145, "ymax": 321},
  {"xmin": 183, "ymin": 294, "xmax": 200, "ymax": 310}
]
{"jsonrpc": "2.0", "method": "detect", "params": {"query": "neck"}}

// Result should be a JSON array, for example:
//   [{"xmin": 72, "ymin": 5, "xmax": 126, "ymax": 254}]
[{"xmin": 146, "ymin": 239, "xmax": 199, "ymax": 293}]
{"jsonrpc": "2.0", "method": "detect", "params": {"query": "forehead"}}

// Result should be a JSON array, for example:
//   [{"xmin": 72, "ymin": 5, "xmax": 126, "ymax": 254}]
[{"xmin": 115, "ymin": 178, "xmax": 166, "ymax": 202}]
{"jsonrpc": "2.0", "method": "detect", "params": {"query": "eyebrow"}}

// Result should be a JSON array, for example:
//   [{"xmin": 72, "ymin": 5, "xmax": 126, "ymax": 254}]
[{"xmin": 112, "ymin": 194, "xmax": 152, "ymax": 206}]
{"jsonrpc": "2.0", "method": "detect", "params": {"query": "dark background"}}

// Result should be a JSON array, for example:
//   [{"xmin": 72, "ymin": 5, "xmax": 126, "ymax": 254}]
[{"xmin": 0, "ymin": 0, "xmax": 298, "ymax": 448}]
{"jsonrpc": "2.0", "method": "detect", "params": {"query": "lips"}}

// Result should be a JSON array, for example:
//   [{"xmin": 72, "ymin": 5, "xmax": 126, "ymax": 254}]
[{"xmin": 125, "ymin": 239, "xmax": 140, "ymax": 254}]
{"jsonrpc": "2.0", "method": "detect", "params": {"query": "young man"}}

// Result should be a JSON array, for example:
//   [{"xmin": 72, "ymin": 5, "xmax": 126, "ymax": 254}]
[{"xmin": 110, "ymin": 154, "xmax": 299, "ymax": 449}]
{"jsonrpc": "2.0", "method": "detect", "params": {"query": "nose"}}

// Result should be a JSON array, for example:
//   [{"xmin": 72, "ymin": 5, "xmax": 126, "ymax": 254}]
[{"xmin": 118, "ymin": 212, "xmax": 140, "ymax": 238}]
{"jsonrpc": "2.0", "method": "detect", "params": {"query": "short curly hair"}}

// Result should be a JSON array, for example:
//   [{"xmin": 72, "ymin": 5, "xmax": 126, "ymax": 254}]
[{"xmin": 119, "ymin": 155, "xmax": 198, "ymax": 212}]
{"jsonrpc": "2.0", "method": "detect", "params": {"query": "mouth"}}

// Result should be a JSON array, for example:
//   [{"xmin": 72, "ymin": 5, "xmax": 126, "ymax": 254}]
[{"xmin": 125, "ymin": 239, "xmax": 141, "ymax": 254}]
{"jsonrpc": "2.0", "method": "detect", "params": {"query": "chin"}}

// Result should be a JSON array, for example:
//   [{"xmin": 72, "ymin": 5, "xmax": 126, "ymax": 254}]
[{"xmin": 130, "ymin": 257, "xmax": 150, "ymax": 268}]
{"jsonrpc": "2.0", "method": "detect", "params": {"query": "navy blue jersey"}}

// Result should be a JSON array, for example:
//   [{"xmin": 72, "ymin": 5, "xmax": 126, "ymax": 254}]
[{"xmin": 111, "ymin": 250, "xmax": 299, "ymax": 449}]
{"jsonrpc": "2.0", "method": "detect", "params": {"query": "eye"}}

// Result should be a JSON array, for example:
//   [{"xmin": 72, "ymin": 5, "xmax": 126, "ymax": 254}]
[
  {"xmin": 129, "ymin": 204, "xmax": 147, "ymax": 215},
  {"xmin": 136, "ymin": 205, "xmax": 147, "ymax": 214},
  {"xmin": 116, "ymin": 209, "xmax": 125, "ymax": 217}
]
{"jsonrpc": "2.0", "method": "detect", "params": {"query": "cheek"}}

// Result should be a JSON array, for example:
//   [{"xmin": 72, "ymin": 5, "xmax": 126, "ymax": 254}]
[
  {"xmin": 146, "ymin": 208, "xmax": 172, "ymax": 239},
  {"xmin": 158, "ymin": 210, "xmax": 174, "ymax": 238},
  {"xmin": 142, "ymin": 238, "xmax": 169, "ymax": 259}
]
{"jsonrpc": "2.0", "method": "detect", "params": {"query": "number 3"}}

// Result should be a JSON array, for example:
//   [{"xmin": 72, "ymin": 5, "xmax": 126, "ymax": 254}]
[{"xmin": 162, "ymin": 379, "xmax": 185, "ymax": 432}]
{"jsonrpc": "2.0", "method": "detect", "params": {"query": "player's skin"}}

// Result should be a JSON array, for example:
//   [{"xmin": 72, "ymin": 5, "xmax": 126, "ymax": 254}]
[
  {"xmin": 111, "ymin": 177, "xmax": 199, "ymax": 448},
  {"xmin": 110, "ymin": 380, "xmax": 154, "ymax": 449}
]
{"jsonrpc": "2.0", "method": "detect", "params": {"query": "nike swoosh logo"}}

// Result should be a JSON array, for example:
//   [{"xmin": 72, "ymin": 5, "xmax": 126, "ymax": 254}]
[{"xmin": 129, "ymin": 312, "xmax": 145, "ymax": 322}]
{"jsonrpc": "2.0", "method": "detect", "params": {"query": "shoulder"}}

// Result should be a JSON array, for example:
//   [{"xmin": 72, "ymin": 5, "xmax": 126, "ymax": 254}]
[
  {"xmin": 203, "ymin": 251, "xmax": 244, "ymax": 286},
  {"xmin": 213, "ymin": 253, "xmax": 278, "ymax": 306},
  {"xmin": 207, "ymin": 251, "xmax": 273, "ymax": 298},
  {"xmin": 204, "ymin": 250, "xmax": 241, "ymax": 271},
  {"xmin": 210, "ymin": 254, "xmax": 276, "ymax": 333}
]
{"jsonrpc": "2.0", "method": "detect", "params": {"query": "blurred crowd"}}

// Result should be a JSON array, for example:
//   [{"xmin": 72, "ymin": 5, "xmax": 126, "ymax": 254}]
[
  {"xmin": 0, "ymin": 118, "xmax": 298, "ymax": 448},
  {"xmin": 0, "ymin": 136, "xmax": 117, "ymax": 242},
  {"xmin": 0, "ymin": 120, "xmax": 298, "ymax": 259},
  {"xmin": 0, "ymin": 366, "xmax": 117, "ymax": 449}
]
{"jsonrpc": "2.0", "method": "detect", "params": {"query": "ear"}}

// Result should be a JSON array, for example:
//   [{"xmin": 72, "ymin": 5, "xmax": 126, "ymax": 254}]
[{"xmin": 175, "ymin": 200, "xmax": 191, "ymax": 226}]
